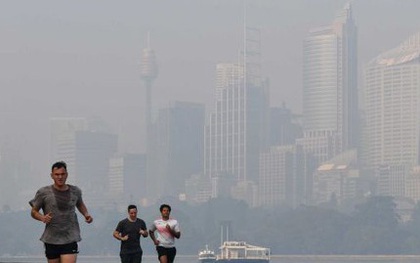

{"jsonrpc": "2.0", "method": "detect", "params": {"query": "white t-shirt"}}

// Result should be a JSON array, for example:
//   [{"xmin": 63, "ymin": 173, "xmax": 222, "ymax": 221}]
[{"xmin": 150, "ymin": 218, "xmax": 180, "ymax": 248}]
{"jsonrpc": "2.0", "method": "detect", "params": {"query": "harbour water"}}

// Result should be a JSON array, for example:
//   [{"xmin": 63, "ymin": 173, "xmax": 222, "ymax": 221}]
[{"xmin": 2, "ymin": 255, "xmax": 420, "ymax": 263}]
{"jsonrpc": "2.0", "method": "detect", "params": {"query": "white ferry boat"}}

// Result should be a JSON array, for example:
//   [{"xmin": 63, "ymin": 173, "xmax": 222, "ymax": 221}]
[{"xmin": 215, "ymin": 241, "xmax": 270, "ymax": 263}]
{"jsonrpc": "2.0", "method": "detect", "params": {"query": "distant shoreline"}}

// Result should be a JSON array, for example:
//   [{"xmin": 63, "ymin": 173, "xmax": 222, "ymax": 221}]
[{"xmin": 3, "ymin": 254, "xmax": 420, "ymax": 260}]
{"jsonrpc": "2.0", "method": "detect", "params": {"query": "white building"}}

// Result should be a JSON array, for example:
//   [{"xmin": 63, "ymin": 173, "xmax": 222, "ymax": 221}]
[
  {"xmin": 302, "ymin": 3, "xmax": 358, "ymax": 163},
  {"xmin": 364, "ymin": 33, "xmax": 420, "ymax": 170}
]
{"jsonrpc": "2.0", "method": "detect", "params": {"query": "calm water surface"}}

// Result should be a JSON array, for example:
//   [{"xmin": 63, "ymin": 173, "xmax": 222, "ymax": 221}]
[{"xmin": 2, "ymin": 255, "xmax": 420, "ymax": 263}]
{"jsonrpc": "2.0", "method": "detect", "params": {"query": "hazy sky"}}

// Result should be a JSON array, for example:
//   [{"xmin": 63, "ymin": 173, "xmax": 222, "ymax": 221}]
[{"xmin": 1, "ymin": 0, "xmax": 420, "ymax": 177}]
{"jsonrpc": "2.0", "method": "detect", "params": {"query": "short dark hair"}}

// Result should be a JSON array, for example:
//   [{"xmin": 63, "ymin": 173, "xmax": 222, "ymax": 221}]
[
  {"xmin": 160, "ymin": 204, "xmax": 171, "ymax": 212},
  {"xmin": 128, "ymin": 204, "xmax": 137, "ymax": 211},
  {"xmin": 51, "ymin": 161, "xmax": 67, "ymax": 172}
]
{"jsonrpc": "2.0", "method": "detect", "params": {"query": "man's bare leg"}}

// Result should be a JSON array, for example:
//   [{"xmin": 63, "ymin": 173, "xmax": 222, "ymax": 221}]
[
  {"xmin": 47, "ymin": 258, "xmax": 60, "ymax": 263},
  {"xmin": 159, "ymin": 255, "xmax": 168, "ymax": 263},
  {"xmin": 60, "ymin": 254, "xmax": 77, "ymax": 263}
]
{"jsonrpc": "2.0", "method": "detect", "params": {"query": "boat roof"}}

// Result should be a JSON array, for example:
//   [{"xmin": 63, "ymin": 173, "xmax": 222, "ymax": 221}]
[{"xmin": 220, "ymin": 241, "xmax": 270, "ymax": 251}]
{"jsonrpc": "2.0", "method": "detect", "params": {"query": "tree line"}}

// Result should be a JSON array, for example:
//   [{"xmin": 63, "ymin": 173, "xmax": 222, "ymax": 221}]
[{"xmin": 3, "ymin": 196, "xmax": 420, "ymax": 256}]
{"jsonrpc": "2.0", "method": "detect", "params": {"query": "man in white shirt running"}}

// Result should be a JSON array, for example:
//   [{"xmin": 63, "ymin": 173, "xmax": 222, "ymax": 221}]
[{"xmin": 149, "ymin": 204, "xmax": 181, "ymax": 263}]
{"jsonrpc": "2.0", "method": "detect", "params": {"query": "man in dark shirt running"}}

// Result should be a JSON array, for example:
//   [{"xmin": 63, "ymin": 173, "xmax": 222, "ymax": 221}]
[{"xmin": 114, "ymin": 205, "xmax": 148, "ymax": 263}]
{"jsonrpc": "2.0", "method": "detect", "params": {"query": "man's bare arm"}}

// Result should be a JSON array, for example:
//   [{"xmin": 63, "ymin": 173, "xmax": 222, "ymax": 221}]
[
  {"xmin": 76, "ymin": 201, "xmax": 93, "ymax": 223},
  {"xmin": 30, "ymin": 206, "xmax": 52, "ymax": 224}
]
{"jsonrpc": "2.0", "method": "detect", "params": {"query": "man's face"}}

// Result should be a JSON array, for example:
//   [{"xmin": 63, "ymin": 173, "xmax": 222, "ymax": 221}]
[
  {"xmin": 128, "ymin": 208, "xmax": 137, "ymax": 220},
  {"xmin": 51, "ymin": 167, "xmax": 68, "ymax": 187},
  {"xmin": 161, "ymin": 207, "xmax": 170, "ymax": 219}
]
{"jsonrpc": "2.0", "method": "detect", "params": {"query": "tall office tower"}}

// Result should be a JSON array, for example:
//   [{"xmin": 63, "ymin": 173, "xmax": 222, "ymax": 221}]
[
  {"xmin": 301, "ymin": 3, "xmax": 358, "ymax": 163},
  {"xmin": 147, "ymin": 101, "xmax": 205, "ymax": 203},
  {"xmin": 364, "ymin": 33, "xmax": 420, "ymax": 170},
  {"xmin": 140, "ymin": 34, "xmax": 158, "ymax": 150},
  {"xmin": 204, "ymin": 27, "xmax": 269, "ymax": 198}
]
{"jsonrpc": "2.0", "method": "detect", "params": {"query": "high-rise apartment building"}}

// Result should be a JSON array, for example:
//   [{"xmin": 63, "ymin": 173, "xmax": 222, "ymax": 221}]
[
  {"xmin": 301, "ymin": 3, "xmax": 358, "ymax": 163},
  {"xmin": 364, "ymin": 33, "xmax": 420, "ymax": 169}
]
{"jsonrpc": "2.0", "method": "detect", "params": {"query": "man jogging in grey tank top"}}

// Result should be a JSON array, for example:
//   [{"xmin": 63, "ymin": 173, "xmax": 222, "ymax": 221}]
[{"xmin": 29, "ymin": 161, "xmax": 93, "ymax": 263}]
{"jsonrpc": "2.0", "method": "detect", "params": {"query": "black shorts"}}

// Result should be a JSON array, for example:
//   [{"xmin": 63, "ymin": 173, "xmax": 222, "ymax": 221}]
[
  {"xmin": 44, "ymin": 242, "xmax": 79, "ymax": 259},
  {"xmin": 120, "ymin": 251, "xmax": 143, "ymax": 263},
  {"xmin": 156, "ymin": 246, "xmax": 176, "ymax": 263}
]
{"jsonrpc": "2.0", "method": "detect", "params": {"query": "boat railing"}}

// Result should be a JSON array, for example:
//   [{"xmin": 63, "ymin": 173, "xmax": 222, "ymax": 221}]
[{"xmin": 217, "ymin": 241, "xmax": 270, "ymax": 260}]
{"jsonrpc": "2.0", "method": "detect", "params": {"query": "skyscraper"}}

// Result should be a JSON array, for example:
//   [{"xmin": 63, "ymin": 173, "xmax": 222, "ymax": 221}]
[
  {"xmin": 364, "ymin": 33, "xmax": 420, "ymax": 169},
  {"xmin": 301, "ymin": 3, "xmax": 358, "ymax": 163},
  {"xmin": 205, "ymin": 27, "xmax": 269, "ymax": 198}
]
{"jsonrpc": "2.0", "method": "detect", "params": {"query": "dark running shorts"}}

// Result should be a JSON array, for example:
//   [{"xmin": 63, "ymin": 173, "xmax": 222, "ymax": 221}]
[
  {"xmin": 156, "ymin": 246, "xmax": 176, "ymax": 263},
  {"xmin": 44, "ymin": 242, "xmax": 79, "ymax": 259}
]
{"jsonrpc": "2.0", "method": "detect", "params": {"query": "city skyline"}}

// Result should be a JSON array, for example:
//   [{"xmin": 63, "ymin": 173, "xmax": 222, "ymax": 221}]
[{"xmin": 1, "ymin": 0, "xmax": 420, "ymax": 208}]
